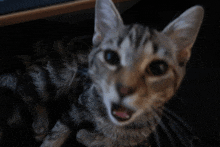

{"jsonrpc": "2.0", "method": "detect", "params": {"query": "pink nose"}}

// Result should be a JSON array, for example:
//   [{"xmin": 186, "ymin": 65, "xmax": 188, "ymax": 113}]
[
  {"xmin": 119, "ymin": 87, "xmax": 130, "ymax": 95},
  {"xmin": 117, "ymin": 83, "xmax": 135, "ymax": 97}
]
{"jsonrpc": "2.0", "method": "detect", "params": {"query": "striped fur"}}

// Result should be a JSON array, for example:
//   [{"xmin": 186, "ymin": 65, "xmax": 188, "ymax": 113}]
[
  {"xmin": 0, "ymin": 0, "xmax": 203, "ymax": 146},
  {"xmin": 41, "ymin": 0, "xmax": 203, "ymax": 146},
  {"xmin": 74, "ymin": 0, "xmax": 203, "ymax": 147},
  {"xmin": 0, "ymin": 38, "xmax": 90, "ymax": 143}
]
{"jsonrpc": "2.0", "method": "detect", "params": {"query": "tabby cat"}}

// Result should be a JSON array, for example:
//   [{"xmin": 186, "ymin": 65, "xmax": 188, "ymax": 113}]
[{"xmin": 40, "ymin": 0, "xmax": 204, "ymax": 147}]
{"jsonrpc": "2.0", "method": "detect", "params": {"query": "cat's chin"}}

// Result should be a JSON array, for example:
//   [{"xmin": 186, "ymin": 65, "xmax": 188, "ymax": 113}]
[{"xmin": 110, "ymin": 103, "xmax": 135, "ymax": 124}]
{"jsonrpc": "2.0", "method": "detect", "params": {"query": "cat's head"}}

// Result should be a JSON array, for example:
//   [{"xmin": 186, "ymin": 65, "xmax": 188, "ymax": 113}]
[{"xmin": 89, "ymin": 0, "xmax": 204, "ymax": 126}]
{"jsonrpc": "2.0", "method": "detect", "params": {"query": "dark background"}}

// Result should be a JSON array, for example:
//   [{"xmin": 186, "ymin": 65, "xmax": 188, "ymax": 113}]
[{"xmin": 0, "ymin": 0, "xmax": 220, "ymax": 146}]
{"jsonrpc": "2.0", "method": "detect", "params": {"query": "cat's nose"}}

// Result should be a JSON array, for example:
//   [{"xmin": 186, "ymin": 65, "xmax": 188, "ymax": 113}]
[{"xmin": 116, "ymin": 83, "xmax": 136, "ymax": 98}]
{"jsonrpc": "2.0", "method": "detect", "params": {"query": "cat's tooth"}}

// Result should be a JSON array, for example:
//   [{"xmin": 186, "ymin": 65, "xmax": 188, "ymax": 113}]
[
  {"xmin": 113, "ymin": 111, "xmax": 116, "ymax": 115},
  {"xmin": 125, "ymin": 115, "xmax": 130, "ymax": 119}
]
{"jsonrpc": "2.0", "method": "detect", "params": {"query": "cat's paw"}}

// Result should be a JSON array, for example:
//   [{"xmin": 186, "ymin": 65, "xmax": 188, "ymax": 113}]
[
  {"xmin": 35, "ymin": 134, "xmax": 47, "ymax": 142},
  {"xmin": 76, "ymin": 129, "xmax": 95, "ymax": 146},
  {"xmin": 40, "ymin": 120, "xmax": 71, "ymax": 147},
  {"xmin": 76, "ymin": 129, "xmax": 114, "ymax": 147},
  {"xmin": 32, "ymin": 116, "xmax": 49, "ymax": 141},
  {"xmin": 32, "ymin": 105, "xmax": 50, "ymax": 141}
]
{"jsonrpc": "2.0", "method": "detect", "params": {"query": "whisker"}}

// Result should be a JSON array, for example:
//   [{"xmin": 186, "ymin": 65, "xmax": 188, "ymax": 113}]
[
  {"xmin": 162, "ymin": 110, "xmax": 192, "ymax": 138},
  {"xmin": 161, "ymin": 107, "xmax": 193, "ymax": 146},
  {"xmin": 175, "ymin": 97, "xmax": 187, "ymax": 105},
  {"xmin": 163, "ymin": 107, "xmax": 192, "ymax": 133},
  {"xmin": 168, "ymin": 120, "xmax": 191, "ymax": 147},
  {"xmin": 153, "ymin": 130, "xmax": 160, "ymax": 147},
  {"xmin": 148, "ymin": 119, "xmax": 161, "ymax": 147},
  {"xmin": 151, "ymin": 107, "xmax": 176, "ymax": 147}
]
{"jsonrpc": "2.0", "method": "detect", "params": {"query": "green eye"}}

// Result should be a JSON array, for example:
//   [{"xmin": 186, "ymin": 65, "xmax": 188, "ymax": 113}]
[
  {"xmin": 147, "ymin": 60, "xmax": 168, "ymax": 76},
  {"xmin": 104, "ymin": 50, "xmax": 120, "ymax": 65}
]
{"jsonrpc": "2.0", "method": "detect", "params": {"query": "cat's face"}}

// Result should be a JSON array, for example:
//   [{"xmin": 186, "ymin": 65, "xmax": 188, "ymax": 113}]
[
  {"xmin": 89, "ymin": 0, "xmax": 203, "ymax": 126},
  {"xmin": 89, "ymin": 26, "xmax": 179, "ymax": 126}
]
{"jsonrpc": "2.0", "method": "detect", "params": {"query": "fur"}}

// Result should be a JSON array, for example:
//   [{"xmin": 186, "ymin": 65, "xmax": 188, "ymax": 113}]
[
  {"xmin": 0, "ymin": 38, "xmax": 90, "ymax": 143},
  {"xmin": 41, "ymin": 0, "xmax": 204, "ymax": 146}
]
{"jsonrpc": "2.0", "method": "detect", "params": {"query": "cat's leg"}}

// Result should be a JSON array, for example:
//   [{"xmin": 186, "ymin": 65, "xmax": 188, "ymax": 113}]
[
  {"xmin": 32, "ymin": 104, "xmax": 49, "ymax": 141},
  {"xmin": 40, "ymin": 120, "xmax": 71, "ymax": 147},
  {"xmin": 76, "ymin": 129, "xmax": 115, "ymax": 147}
]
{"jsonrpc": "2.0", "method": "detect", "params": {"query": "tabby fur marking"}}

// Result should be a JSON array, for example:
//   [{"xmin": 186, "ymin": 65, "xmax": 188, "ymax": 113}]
[
  {"xmin": 0, "ymin": 38, "xmax": 89, "ymax": 143},
  {"xmin": 41, "ymin": 0, "xmax": 204, "ymax": 146}
]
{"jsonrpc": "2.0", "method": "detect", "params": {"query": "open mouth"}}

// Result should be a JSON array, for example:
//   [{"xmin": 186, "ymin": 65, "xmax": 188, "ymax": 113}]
[{"xmin": 111, "ymin": 103, "xmax": 135, "ymax": 122}]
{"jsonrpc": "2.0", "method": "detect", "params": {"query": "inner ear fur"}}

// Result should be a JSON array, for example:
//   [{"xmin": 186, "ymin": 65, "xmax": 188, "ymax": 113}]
[{"xmin": 162, "ymin": 6, "xmax": 204, "ymax": 65}]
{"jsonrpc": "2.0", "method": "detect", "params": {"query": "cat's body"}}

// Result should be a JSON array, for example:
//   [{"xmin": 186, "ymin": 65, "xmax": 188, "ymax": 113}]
[
  {"xmin": 0, "ymin": 38, "xmax": 90, "ymax": 143},
  {"xmin": 41, "ymin": 0, "xmax": 204, "ymax": 147}
]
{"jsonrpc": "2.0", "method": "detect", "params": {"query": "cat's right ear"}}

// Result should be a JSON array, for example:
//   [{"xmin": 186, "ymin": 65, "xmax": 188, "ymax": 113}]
[
  {"xmin": 162, "ymin": 6, "xmax": 204, "ymax": 66},
  {"xmin": 93, "ymin": 0, "xmax": 124, "ymax": 46}
]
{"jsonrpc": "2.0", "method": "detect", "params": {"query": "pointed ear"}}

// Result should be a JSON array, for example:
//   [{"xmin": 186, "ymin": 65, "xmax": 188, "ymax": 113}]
[
  {"xmin": 162, "ymin": 6, "xmax": 204, "ymax": 66},
  {"xmin": 93, "ymin": 0, "xmax": 124, "ymax": 46}
]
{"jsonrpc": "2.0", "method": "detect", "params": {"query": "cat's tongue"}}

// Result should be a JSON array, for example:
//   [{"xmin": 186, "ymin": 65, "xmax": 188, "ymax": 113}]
[
  {"xmin": 113, "ymin": 111, "xmax": 130, "ymax": 119},
  {"xmin": 112, "ymin": 103, "xmax": 134, "ymax": 121}
]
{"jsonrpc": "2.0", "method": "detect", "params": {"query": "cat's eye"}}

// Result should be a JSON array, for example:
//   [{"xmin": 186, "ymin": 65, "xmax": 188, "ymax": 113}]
[
  {"xmin": 147, "ymin": 60, "xmax": 168, "ymax": 76},
  {"xmin": 104, "ymin": 50, "xmax": 120, "ymax": 65}
]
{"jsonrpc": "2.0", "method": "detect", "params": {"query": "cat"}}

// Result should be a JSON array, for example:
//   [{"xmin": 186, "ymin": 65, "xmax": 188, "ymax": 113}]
[
  {"xmin": 40, "ymin": 0, "xmax": 204, "ymax": 146},
  {"xmin": 0, "ymin": 37, "xmax": 90, "ymax": 144}
]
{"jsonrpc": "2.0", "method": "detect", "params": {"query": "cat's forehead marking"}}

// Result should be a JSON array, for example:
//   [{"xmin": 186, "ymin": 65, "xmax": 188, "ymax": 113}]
[
  {"xmin": 100, "ymin": 24, "xmax": 174, "ymax": 68},
  {"xmin": 120, "ymin": 36, "xmax": 131, "ymax": 66},
  {"xmin": 118, "ymin": 25, "xmax": 171, "ymax": 67},
  {"xmin": 143, "ymin": 41, "xmax": 154, "ymax": 55},
  {"xmin": 118, "ymin": 24, "xmax": 160, "ymax": 55},
  {"xmin": 127, "ymin": 24, "xmax": 150, "ymax": 49}
]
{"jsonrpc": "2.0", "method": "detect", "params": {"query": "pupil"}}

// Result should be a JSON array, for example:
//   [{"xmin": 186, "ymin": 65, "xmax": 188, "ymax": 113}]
[
  {"xmin": 149, "ymin": 60, "xmax": 168, "ymax": 76},
  {"xmin": 104, "ymin": 50, "xmax": 120, "ymax": 65},
  {"xmin": 107, "ymin": 53, "xmax": 112, "ymax": 61}
]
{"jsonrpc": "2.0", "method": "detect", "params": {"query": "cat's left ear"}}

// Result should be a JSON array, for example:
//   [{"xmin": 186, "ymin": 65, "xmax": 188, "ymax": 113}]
[
  {"xmin": 162, "ymin": 6, "xmax": 204, "ymax": 66},
  {"xmin": 93, "ymin": 0, "xmax": 124, "ymax": 46}
]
